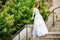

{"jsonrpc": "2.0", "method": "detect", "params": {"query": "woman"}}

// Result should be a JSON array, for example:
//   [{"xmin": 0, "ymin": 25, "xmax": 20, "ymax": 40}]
[{"xmin": 32, "ymin": 3, "xmax": 48, "ymax": 37}]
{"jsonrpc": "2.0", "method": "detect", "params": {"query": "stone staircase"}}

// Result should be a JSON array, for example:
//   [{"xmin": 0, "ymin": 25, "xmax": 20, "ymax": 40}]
[
  {"xmin": 46, "ymin": 11, "xmax": 60, "ymax": 32},
  {"xmin": 28, "ymin": 15, "xmax": 60, "ymax": 40},
  {"xmin": 30, "ymin": 32, "xmax": 60, "ymax": 40},
  {"xmin": 28, "ymin": 24, "xmax": 60, "ymax": 40},
  {"xmin": 12, "ymin": 20, "xmax": 60, "ymax": 40},
  {"xmin": 50, "ymin": 21, "xmax": 60, "ymax": 32},
  {"xmin": 12, "ymin": 13, "xmax": 60, "ymax": 40},
  {"xmin": 26, "ymin": 28, "xmax": 60, "ymax": 40}
]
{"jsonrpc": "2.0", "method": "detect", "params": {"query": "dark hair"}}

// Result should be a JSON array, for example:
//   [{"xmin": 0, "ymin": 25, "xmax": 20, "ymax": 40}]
[{"xmin": 35, "ymin": 3, "xmax": 40, "ymax": 9}]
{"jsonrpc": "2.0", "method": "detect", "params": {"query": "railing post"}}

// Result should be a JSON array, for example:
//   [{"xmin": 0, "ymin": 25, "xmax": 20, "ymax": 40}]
[
  {"xmin": 19, "ymin": 33, "xmax": 20, "ymax": 40},
  {"xmin": 53, "ymin": 11, "xmax": 55, "ymax": 26},
  {"xmin": 26, "ymin": 24, "xmax": 28, "ymax": 40}
]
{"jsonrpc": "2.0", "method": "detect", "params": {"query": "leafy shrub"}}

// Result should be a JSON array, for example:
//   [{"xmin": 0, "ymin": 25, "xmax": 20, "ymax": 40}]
[
  {"xmin": 0, "ymin": 0, "xmax": 49, "ymax": 40},
  {"xmin": 0, "ymin": 0, "xmax": 35, "ymax": 40},
  {"xmin": 39, "ymin": 1, "xmax": 49, "ymax": 21}
]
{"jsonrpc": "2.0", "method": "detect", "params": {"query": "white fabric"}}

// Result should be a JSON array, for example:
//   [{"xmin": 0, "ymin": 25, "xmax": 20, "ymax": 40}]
[{"xmin": 32, "ymin": 8, "xmax": 48, "ymax": 37}]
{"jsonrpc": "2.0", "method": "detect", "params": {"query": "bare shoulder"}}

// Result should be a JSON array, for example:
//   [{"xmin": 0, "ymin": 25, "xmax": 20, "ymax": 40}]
[{"xmin": 33, "ymin": 8, "xmax": 38, "ymax": 12}]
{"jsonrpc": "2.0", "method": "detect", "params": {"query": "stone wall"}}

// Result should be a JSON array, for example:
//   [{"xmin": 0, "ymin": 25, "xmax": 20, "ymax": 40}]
[{"xmin": 50, "ymin": 0, "xmax": 60, "ymax": 20}]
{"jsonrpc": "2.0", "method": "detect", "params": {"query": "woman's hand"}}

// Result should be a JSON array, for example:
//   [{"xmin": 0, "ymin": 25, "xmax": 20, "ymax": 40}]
[{"xmin": 32, "ymin": 17, "xmax": 34, "ymax": 20}]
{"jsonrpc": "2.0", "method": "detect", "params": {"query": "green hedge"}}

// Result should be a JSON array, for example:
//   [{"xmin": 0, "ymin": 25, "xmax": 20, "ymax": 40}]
[{"xmin": 0, "ymin": 0, "xmax": 49, "ymax": 40}]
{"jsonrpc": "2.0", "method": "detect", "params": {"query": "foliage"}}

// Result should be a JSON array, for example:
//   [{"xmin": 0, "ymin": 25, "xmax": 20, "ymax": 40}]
[
  {"xmin": 0, "ymin": 0, "xmax": 7, "ymax": 8},
  {"xmin": 0, "ymin": 0, "xmax": 7, "ymax": 5},
  {"xmin": 0, "ymin": 1, "xmax": 2, "ymax": 8},
  {"xmin": 39, "ymin": 1, "xmax": 49, "ymax": 21},
  {"xmin": 0, "ymin": 0, "xmax": 35, "ymax": 40},
  {"xmin": 0, "ymin": 0, "xmax": 49, "ymax": 40}
]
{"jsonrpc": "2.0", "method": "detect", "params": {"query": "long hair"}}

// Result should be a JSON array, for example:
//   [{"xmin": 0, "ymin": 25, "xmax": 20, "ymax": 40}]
[{"xmin": 35, "ymin": 3, "xmax": 40, "ymax": 9}]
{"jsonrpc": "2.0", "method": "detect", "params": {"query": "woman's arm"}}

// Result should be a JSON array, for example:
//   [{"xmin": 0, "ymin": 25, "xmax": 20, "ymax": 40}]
[
  {"xmin": 32, "ymin": 8, "xmax": 36, "ymax": 20},
  {"xmin": 32, "ymin": 9, "xmax": 35, "ymax": 20},
  {"xmin": 32, "ymin": 12, "xmax": 34, "ymax": 20}
]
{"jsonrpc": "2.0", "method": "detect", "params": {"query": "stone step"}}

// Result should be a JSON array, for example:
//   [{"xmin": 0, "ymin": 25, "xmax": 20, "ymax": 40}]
[
  {"xmin": 31, "ymin": 36, "xmax": 60, "ymax": 40},
  {"xmin": 30, "ymin": 32, "xmax": 60, "ymax": 40},
  {"xmin": 27, "ymin": 24, "xmax": 60, "ymax": 33},
  {"xmin": 48, "ymin": 32, "xmax": 60, "ymax": 35},
  {"xmin": 46, "ymin": 19, "xmax": 60, "ymax": 25},
  {"xmin": 49, "ymin": 26, "xmax": 60, "ymax": 32},
  {"xmin": 27, "ymin": 24, "xmax": 60, "ymax": 32},
  {"xmin": 46, "ymin": 20, "xmax": 60, "ymax": 31},
  {"xmin": 55, "ymin": 21, "xmax": 60, "ymax": 25},
  {"xmin": 55, "ymin": 25, "xmax": 60, "ymax": 26},
  {"xmin": 31, "ymin": 36, "xmax": 60, "ymax": 39},
  {"xmin": 26, "ymin": 25, "xmax": 60, "ymax": 40}
]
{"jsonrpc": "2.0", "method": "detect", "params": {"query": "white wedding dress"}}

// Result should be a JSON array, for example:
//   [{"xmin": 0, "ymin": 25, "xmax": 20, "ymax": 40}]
[{"xmin": 32, "ymin": 8, "xmax": 48, "ymax": 37}]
